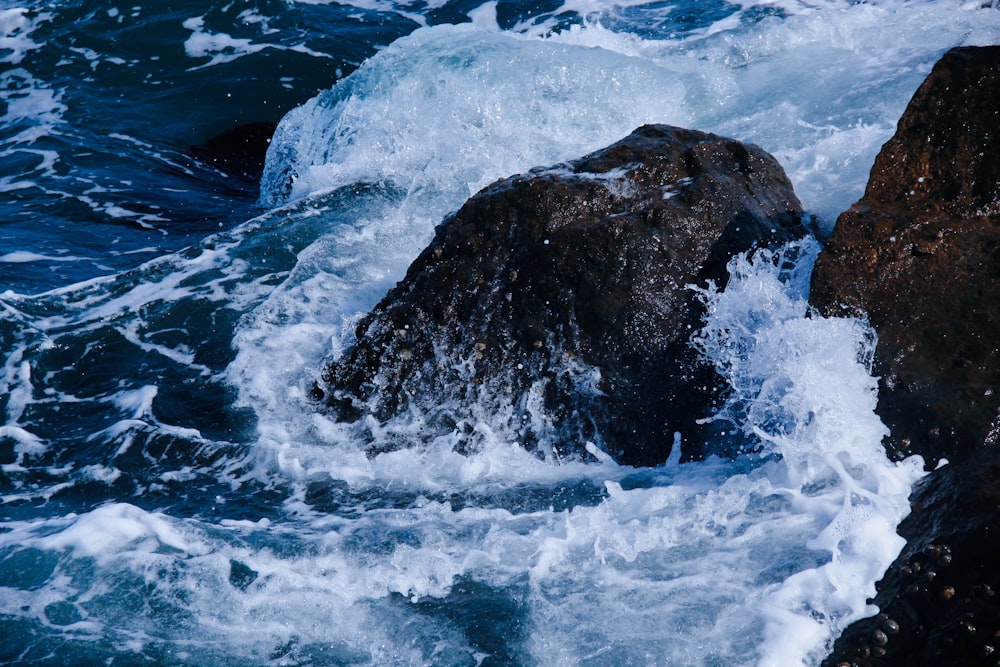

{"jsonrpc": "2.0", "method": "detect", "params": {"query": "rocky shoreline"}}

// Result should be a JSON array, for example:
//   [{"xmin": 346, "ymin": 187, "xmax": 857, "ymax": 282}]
[{"xmin": 309, "ymin": 45, "xmax": 1000, "ymax": 664}]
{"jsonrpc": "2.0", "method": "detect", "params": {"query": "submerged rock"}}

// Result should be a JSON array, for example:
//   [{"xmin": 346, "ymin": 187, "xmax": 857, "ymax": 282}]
[
  {"xmin": 314, "ymin": 124, "xmax": 805, "ymax": 465},
  {"xmin": 187, "ymin": 121, "xmax": 278, "ymax": 182},
  {"xmin": 814, "ymin": 46, "xmax": 1000, "ymax": 666}
]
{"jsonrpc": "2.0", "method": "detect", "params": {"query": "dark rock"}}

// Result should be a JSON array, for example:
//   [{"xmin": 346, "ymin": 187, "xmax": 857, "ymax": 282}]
[
  {"xmin": 313, "ymin": 124, "xmax": 805, "ymax": 465},
  {"xmin": 814, "ymin": 46, "xmax": 1000, "ymax": 666},
  {"xmin": 187, "ymin": 121, "xmax": 278, "ymax": 181},
  {"xmin": 228, "ymin": 559, "xmax": 259, "ymax": 591},
  {"xmin": 822, "ymin": 448, "xmax": 1000, "ymax": 667},
  {"xmin": 810, "ymin": 46, "xmax": 1000, "ymax": 466}
]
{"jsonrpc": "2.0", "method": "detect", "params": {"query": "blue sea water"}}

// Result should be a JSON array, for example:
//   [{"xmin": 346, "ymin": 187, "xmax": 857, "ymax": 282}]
[{"xmin": 2, "ymin": 0, "xmax": 999, "ymax": 665}]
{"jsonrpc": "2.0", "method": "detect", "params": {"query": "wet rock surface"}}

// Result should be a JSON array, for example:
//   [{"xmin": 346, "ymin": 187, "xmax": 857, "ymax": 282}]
[
  {"xmin": 810, "ymin": 46, "xmax": 1000, "ymax": 466},
  {"xmin": 815, "ymin": 46, "xmax": 1000, "ymax": 666},
  {"xmin": 314, "ymin": 124, "xmax": 805, "ymax": 465},
  {"xmin": 823, "ymin": 448, "xmax": 1000, "ymax": 667}
]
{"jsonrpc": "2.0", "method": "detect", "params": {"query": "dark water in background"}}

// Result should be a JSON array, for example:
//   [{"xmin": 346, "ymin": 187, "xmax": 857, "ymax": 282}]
[
  {"xmin": 1, "ymin": 0, "xmax": 413, "ymax": 293},
  {"xmin": 1, "ymin": 1, "xmax": 999, "ymax": 665}
]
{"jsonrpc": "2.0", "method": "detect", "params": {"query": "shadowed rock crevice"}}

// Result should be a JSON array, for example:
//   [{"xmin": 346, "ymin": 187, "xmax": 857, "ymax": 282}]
[{"xmin": 313, "ymin": 124, "xmax": 805, "ymax": 465}]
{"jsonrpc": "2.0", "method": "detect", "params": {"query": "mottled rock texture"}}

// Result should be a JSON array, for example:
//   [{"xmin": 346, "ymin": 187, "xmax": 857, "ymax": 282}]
[
  {"xmin": 810, "ymin": 46, "xmax": 1000, "ymax": 466},
  {"xmin": 314, "ymin": 124, "xmax": 804, "ymax": 465},
  {"xmin": 823, "ymin": 448, "xmax": 1000, "ymax": 667},
  {"xmin": 816, "ymin": 46, "xmax": 1000, "ymax": 667}
]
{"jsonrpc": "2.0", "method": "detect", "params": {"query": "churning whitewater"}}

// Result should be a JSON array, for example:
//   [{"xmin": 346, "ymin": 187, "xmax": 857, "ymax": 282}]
[{"xmin": 2, "ymin": 0, "xmax": 999, "ymax": 664}]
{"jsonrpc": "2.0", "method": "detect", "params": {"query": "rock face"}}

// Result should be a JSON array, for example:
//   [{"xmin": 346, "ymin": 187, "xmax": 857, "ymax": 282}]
[
  {"xmin": 824, "ymin": 449, "xmax": 1000, "ymax": 667},
  {"xmin": 810, "ymin": 46, "xmax": 1000, "ymax": 466},
  {"xmin": 813, "ymin": 46, "xmax": 1000, "ymax": 666},
  {"xmin": 314, "ymin": 124, "xmax": 805, "ymax": 465}
]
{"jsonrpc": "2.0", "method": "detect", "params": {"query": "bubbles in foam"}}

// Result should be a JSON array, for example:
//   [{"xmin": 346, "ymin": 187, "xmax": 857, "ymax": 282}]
[
  {"xmin": 224, "ymin": 231, "xmax": 928, "ymax": 664},
  {"xmin": 6, "ymin": 0, "xmax": 994, "ymax": 662},
  {"xmin": 234, "ymin": 5, "xmax": 990, "ymax": 656},
  {"xmin": 694, "ymin": 242, "xmax": 925, "ymax": 664},
  {"xmin": 0, "ymin": 67, "xmax": 65, "ymax": 184},
  {"xmin": 260, "ymin": 23, "xmax": 692, "ymax": 207},
  {"xmin": 260, "ymin": 0, "xmax": 1000, "ymax": 231},
  {"xmin": 1, "ymin": 11, "xmax": 65, "ymax": 195},
  {"xmin": 263, "ymin": 2, "xmax": 1000, "ymax": 230},
  {"xmin": 0, "ymin": 235, "xmax": 926, "ymax": 664},
  {"xmin": 34, "ymin": 502, "xmax": 201, "ymax": 557},
  {"xmin": 182, "ymin": 14, "xmax": 329, "ymax": 70},
  {"xmin": 542, "ymin": 0, "xmax": 1000, "ymax": 224}
]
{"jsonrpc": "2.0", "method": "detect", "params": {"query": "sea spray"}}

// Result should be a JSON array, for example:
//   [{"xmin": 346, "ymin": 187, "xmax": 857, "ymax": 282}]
[
  {"xmin": 693, "ymin": 242, "xmax": 925, "ymax": 665},
  {"xmin": 259, "ymin": 23, "xmax": 692, "ymax": 207},
  {"xmin": 3, "ymin": 0, "xmax": 997, "ymax": 664},
  {"xmin": 0, "ymin": 236, "xmax": 929, "ymax": 665},
  {"xmin": 261, "ymin": 2, "xmax": 1000, "ymax": 227}
]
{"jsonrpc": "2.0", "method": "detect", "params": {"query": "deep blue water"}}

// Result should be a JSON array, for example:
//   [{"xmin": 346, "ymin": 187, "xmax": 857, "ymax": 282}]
[{"xmin": 2, "ymin": 1, "xmax": 998, "ymax": 665}]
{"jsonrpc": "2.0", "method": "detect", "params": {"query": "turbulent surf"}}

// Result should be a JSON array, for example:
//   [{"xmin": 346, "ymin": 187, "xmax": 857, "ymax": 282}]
[{"xmin": 2, "ymin": 0, "xmax": 998, "ymax": 664}]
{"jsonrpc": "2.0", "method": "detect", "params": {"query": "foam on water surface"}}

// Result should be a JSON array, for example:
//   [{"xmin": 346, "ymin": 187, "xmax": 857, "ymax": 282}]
[
  {"xmin": 4, "ymin": 0, "xmax": 1000, "ymax": 664},
  {"xmin": 1, "ymin": 240, "xmax": 924, "ymax": 665},
  {"xmin": 264, "ymin": 0, "xmax": 1000, "ymax": 224},
  {"xmin": 259, "ymin": 22, "xmax": 693, "ymax": 208}
]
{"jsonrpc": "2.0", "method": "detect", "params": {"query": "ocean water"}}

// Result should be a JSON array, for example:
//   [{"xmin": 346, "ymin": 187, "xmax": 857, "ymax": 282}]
[{"xmin": 2, "ymin": 0, "xmax": 998, "ymax": 665}]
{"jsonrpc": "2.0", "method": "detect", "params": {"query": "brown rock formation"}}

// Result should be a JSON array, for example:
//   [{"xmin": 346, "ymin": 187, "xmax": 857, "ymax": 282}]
[
  {"xmin": 814, "ymin": 46, "xmax": 1000, "ymax": 666},
  {"xmin": 811, "ymin": 46, "xmax": 1000, "ymax": 466},
  {"xmin": 313, "ymin": 124, "xmax": 805, "ymax": 465}
]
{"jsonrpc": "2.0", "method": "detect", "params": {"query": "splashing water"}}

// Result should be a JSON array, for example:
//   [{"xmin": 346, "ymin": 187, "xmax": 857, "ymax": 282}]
[{"xmin": 4, "ymin": 0, "xmax": 998, "ymax": 664}]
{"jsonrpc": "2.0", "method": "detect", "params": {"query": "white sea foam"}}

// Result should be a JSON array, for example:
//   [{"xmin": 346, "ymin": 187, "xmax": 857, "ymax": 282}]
[
  {"xmin": 0, "ymin": 341, "xmax": 47, "ymax": 469},
  {"xmin": 1, "ymin": 8, "xmax": 63, "ymax": 152},
  {"xmin": 0, "ymin": 68, "xmax": 65, "ymax": 144},
  {"xmin": 0, "ymin": 250, "xmax": 85, "ymax": 263},
  {"xmin": 5, "ymin": 0, "xmax": 995, "ymax": 663},
  {"xmin": 0, "ymin": 243, "xmax": 924, "ymax": 664},
  {"xmin": 0, "ymin": 8, "xmax": 43, "ymax": 65},
  {"xmin": 246, "ymin": 0, "xmax": 1000, "ymax": 477},
  {"xmin": 0, "ymin": 20, "xmax": 67, "ymax": 194},
  {"xmin": 264, "ymin": 0, "xmax": 1000, "ymax": 224},
  {"xmin": 34, "ymin": 502, "xmax": 203, "ymax": 558},
  {"xmin": 223, "ymin": 4, "xmax": 1000, "ymax": 661},
  {"xmin": 260, "ymin": 24, "xmax": 692, "ymax": 207},
  {"xmin": 694, "ymin": 244, "xmax": 925, "ymax": 664},
  {"xmin": 290, "ymin": 0, "xmax": 430, "ymax": 28},
  {"xmin": 182, "ymin": 15, "xmax": 329, "ymax": 70},
  {"xmin": 227, "ymin": 2, "xmax": 988, "ymax": 661},
  {"xmin": 550, "ymin": 0, "xmax": 1000, "ymax": 225},
  {"xmin": 224, "ymin": 232, "xmax": 926, "ymax": 665}
]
